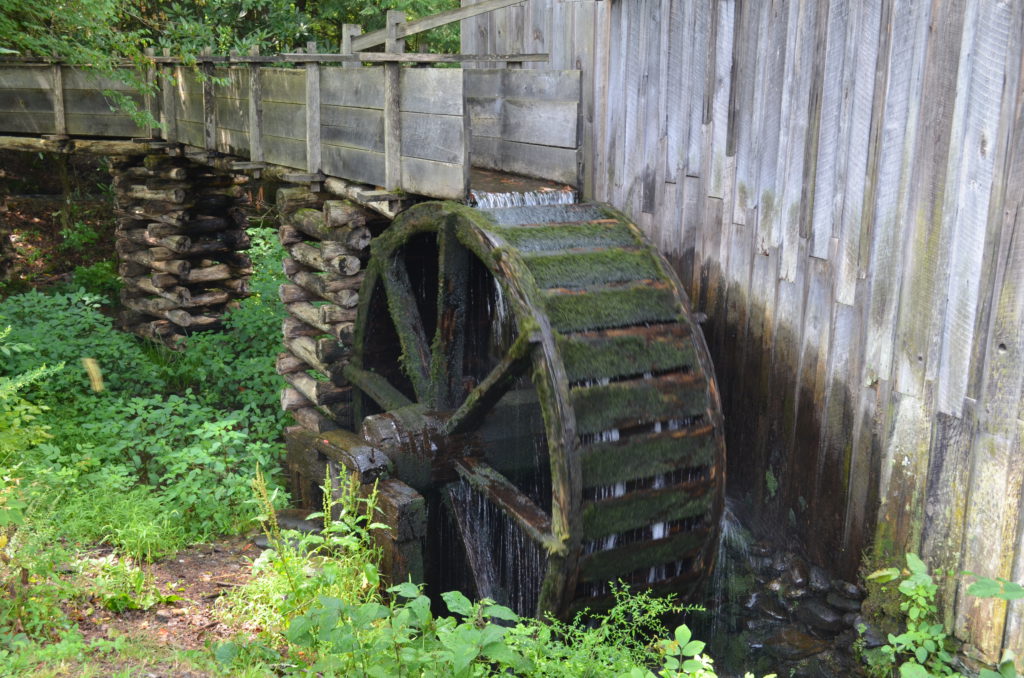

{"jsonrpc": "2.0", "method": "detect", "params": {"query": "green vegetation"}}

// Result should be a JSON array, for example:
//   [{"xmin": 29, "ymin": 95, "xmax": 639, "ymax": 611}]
[{"xmin": 860, "ymin": 554, "xmax": 1020, "ymax": 678}]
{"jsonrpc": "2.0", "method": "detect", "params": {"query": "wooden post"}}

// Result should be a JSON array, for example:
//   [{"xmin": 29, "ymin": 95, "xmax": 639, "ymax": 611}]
[
  {"xmin": 247, "ymin": 46, "xmax": 264, "ymax": 163},
  {"xmin": 201, "ymin": 47, "xmax": 216, "ymax": 152},
  {"xmin": 51, "ymin": 63, "xmax": 66, "ymax": 137},
  {"xmin": 384, "ymin": 10, "xmax": 406, "ymax": 191},
  {"xmin": 341, "ymin": 24, "xmax": 363, "ymax": 68},
  {"xmin": 160, "ymin": 48, "xmax": 177, "ymax": 143},
  {"xmin": 305, "ymin": 41, "xmax": 321, "ymax": 176},
  {"xmin": 144, "ymin": 47, "xmax": 158, "ymax": 138}
]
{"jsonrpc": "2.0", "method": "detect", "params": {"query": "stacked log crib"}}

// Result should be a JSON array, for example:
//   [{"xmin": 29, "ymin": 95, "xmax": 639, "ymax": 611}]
[
  {"xmin": 113, "ymin": 153, "xmax": 253, "ymax": 347},
  {"xmin": 275, "ymin": 185, "xmax": 386, "ymax": 434}
]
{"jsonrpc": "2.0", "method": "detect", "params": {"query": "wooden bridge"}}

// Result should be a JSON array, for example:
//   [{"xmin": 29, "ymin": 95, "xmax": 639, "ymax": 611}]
[{"xmin": 0, "ymin": 9, "xmax": 582, "ymax": 202}]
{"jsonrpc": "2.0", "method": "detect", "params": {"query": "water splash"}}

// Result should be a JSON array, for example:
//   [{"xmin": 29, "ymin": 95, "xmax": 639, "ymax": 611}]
[
  {"xmin": 708, "ymin": 499, "xmax": 753, "ymax": 640},
  {"xmin": 471, "ymin": 187, "xmax": 577, "ymax": 209}
]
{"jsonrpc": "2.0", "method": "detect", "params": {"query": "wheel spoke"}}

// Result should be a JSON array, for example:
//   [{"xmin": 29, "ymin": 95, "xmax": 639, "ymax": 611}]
[
  {"xmin": 343, "ymin": 365, "xmax": 414, "ymax": 411},
  {"xmin": 444, "ymin": 331, "xmax": 536, "ymax": 436},
  {"xmin": 431, "ymin": 224, "xmax": 469, "ymax": 410},
  {"xmin": 445, "ymin": 483, "xmax": 499, "ymax": 601},
  {"xmin": 382, "ymin": 255, "xmax": 433, "ymax": 402},
  {"xmin": 453, "ymin": 458, "xmax": 564, "ymax": 555}
]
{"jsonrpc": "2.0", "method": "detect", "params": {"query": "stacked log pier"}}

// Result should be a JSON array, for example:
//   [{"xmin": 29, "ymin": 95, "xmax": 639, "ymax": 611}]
[
  {"xmin": 275, "ymin": 185, "xmax": 385, "ymax": 434},
  {"xmin": 112, "ymin": 154, "xmax": 253, "ymax": 347}
]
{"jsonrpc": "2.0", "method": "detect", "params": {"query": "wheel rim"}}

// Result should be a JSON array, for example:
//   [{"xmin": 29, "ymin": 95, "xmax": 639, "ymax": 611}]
[{"xmin": 347, "ymin": 201, "xmax": 724, "ymax": 618}]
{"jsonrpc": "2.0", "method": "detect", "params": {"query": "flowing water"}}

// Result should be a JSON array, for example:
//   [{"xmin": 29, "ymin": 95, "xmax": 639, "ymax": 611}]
[{"xmin": 470, "ymin": 187, "xmax": 577, "ymax": 209}]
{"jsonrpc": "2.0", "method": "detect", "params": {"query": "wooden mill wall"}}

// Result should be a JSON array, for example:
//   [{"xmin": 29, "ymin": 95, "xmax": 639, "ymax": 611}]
[{"xmin": 464, "ymin": 0, "xmax": 1024, "ymax": 662}]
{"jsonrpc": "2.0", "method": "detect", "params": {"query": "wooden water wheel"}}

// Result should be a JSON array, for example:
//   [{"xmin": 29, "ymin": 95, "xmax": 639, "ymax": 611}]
[{"xmin": 290, "ymin": 200, "xmax": 725, "ymax": 619}]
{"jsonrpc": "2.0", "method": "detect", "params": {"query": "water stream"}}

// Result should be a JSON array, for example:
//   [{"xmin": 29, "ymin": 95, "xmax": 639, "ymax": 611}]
[{"xmin": 470, "ymin": 187, "xmax": 577, "ymax": 209}]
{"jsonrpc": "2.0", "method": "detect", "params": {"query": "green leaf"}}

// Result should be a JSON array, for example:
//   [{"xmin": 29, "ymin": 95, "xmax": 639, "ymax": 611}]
[
  {"xmin": 442, "ymin": 590, "xmax": 474, "ymax": 617},
  {"xmin": 868, "ymin": 567, "xmax": 902, "ymax": 583},
  {"xmin": 389, "ymin": 581, "xmax": 422, "ymax": 599},
  {"xmin": 674, "ymin": 624, "xmax": 692, "ymax": 647},
  {"xmin": 900, "ymin": 662, "xmax": 930, "ymax": 678},
  {"xmin": 906, "ymin": 553, "xmax": 928, "ymax": 576},
  {"xmin": 483, "ymin": 602, "xmax": 519, "ymax": 622},
  {"xmin": 681, "ymin": 640, "xmax": 706, "ymax": 656}
]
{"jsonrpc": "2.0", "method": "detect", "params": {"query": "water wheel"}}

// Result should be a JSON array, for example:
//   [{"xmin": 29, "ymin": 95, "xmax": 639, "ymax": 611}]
[{"xmin": 288, "ymin": 201, "xmax": 725, "ymax": 619}]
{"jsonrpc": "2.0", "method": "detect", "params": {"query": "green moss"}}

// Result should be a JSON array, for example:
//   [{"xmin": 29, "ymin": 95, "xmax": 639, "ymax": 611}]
[
  {"xmin": 577, "ymin": 530, "xmax": 706, "ymax": 582},
  {"xmin": 544, "ymin": 284, "xmax": 681, "ymax": 333},
  {"xmin": 492, "ymin": 222, "xmax": 640, "ymax": 253},
  {"xmin": 580, "ymin": 430, "xmax": 715, "ymax": 487},
  {"xmin": 570, "ymin": 377, "xmax": 707, "ymax": 435},
  {"xmin": 524, "ymin": 249, "xmax": 659, "ymax": 289},
  {"xmin": 581, "ymin": 490, "xmax": 712, "ymax": 539},
  {"xmin": 557, "ymin": 329, "xmax": 695, "ymax": 383}
]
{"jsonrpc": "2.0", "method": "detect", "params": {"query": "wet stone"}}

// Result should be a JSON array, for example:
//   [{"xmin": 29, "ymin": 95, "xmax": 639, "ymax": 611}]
[
  {"xmin": 784, "ymin": 585, "xmax": 812, "ymax": 600},
  {"xmin": 764, "ymin": 628, "xmax": 830, "ymax": 660},
  {"xmin": 809, "ymin": 565, "xmax": 831, "ymax": 592},
  {"xmin": 826, "ymin": 591, "xmax": 862, "ymax": 613},
  {"xmin": 788, "ymin": 556, "xmax": 810, "ymax": 587},
  {"xmin": 832, "ymin": 579, "xmax": 865, "ymax": 600},
  {"xmin": 771, "ymin": 552, "xmax": 791, "ymax": 573},
  {"xmin": 277, "ymin": 508, "xmax": 322, "ymax": 533},
  {"xmin": 851, "ymin": 615, "xmax": 886, "ymax": 648},
  {"xmin": 795, "ymin": 599, "xmax": 847, "ymax": 634},
  {"xmin": 751, "ymin": 541, "xmax": 773, "ymax": 557},
  {"xmin": 755, "ymin": 593, "xmax": 790, "ymax": 621},
  {"xmin": 767, "ymin": 577, "xmax": 784, "ymax": 593},
  {"xmin": 749, "ymin": 555, "xmax": 774, "ymax": 574}
]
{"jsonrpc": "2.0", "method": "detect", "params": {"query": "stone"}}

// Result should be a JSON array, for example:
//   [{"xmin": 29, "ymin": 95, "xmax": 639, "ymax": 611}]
[
  {"xmin": 826, "ymin": 591, "xmax": 862, "ymax": 613},
  {"xmin": 755, "ymin": 593, "xmax": 790, "ymax": 621},
  {"xmin": 788, "ymin": 555, "xmax": 810, "ymax": 587},
  {"xmin": 771, "ymin": 551, "xmax": 791, "ymax": 573},
  {"xmin": 851, "ymin": 615, "xmax": 886, "ymax": 648},
  {"xmin": 764, "ymin": 628, "xmax": 830, "ymax": 660},
  {"xmin": 832, "ymin": 579, "xmax": 865, "ymax": 600},
  {"xmin": 784, "ymin": 585, "xmax": 812, "ymax": 600},
  {"xmin": 751, "ymin": 541, "xmax": 772, "ymax": 557},
  {"xmin": 749, "ymin": 555, "xmax": 774, "ymax": 574},
  {"xmin": 795, "ymin": 599, "xmax": 847, "ymax": 633},
  {"xmin": 276, "ymin": 507, "xmax": 322, "ymax": 533},
  {"xmin": 767, "ymin": 577, "xmax": 784, "ymax": 592},
  {"xmin": 809, "ymin": 565, "xmax": 831, "ymax": 592}
]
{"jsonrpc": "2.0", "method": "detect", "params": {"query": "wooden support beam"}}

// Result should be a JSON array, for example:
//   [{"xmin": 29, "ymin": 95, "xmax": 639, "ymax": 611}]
[
  {"xmin": 51, "ymin": 64, "xmax": 66, "ymax": 137},
  {"xmin": 383, "ymin": 10, "xmax": 404, "ymax": 192},
  {"xmin": 305, "ymin": 41, "xmax": 321, "ymax": 176},
  {"xmin": 247, "ymin": 46, "xmax": 264, "ymax": 163},
  {"xmin": 160, "ymin": 49, "xmax": 177, "ymax": 143},
  {"xmin": 341, "ymin": 24, "xmax": 362, "ymax": 69},
  {"xmin": 201, "ymin": 47, "xmax": 216, "ymax": 152},
  {"xmin": 351, "ymin": 0, "xmax": 528, "ymax": 51}
]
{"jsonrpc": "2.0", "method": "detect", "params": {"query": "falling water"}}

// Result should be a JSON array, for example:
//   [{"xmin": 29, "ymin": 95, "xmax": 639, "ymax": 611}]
[
  {"xmin": 470, "ymin": 187, "xmax": 577, "ymax": 209},
  {"xmin": 707, "ymin": 499, "xmax": 753, "ymax": 640},
  {"xmin": 448, "ymin": 479, "xmax": 547, "ymax": 616}
]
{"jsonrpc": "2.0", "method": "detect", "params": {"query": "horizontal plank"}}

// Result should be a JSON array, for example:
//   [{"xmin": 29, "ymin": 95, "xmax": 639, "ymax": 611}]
[
  {"xmin": 320, "ymin": 67, "xmax": 384, "ymax": 108},
  {"xmin": 66, "ymin": 113, "xmax": 142, "ymax": 137},
  {"xmin": 577, "ymin": 529, "xmax": 708, "ymax": 583},
  {"xmin": 260, "ymin": 68, "xmax": 305, "ymax": 103},
  {"xmin": 214, "ymin": 98, "xmax": 248, "ymax": 130},
  {"xmin": 65, "ymin": 90, "xmax": 142, "ymax": 116},
  {"xmin": 580, "ymin": 425, "xmax": 716, "ymax": 487},
  {"xmin": 400, "ymin": 156, "xmax": 465, "ymax": 200},
  {"xmin": 400, "ymin": 69, "xmax": 462, "ymax": 115},
  {"xmin": 581, "ymin": 486, "xmax": 713, "ymax": 540},
  {"xmin": 0, "ymin": 89, "xmax": 53, "ymax": 112},
  {"xmin": 352, "ymin": 0, "xmax": 530, "ymax": 50},
  {"xmin": 0, "ymin": 65, "xmax": 51, "ymax": 89},
  {"xmin": 502, "ymin": 69, "xmax": 580, "ymax": 100},
  {"xmin": 467, "ymin": 97, "xmax": 502, "ymax": 137},
  {"xmin": 262, "ymin": 101, "xmax": 306, "ymax": 139},
  {"xmin": 502, "ymin": 98, "xmax": 577, "ymax": 148},
  {"xmin": 570, "ymin": 372, "xmax": 708, "ymax": 435},
  {"xmin": 0, "ymin": 113, "xmax": 55, "ymax": 134},
  {"xmin": 471, "ymin": 136, "xmax": 579, "ymax": 185},
  {"xmin": 321, "ymin": 105, "xmax": 384, "ymax": 151},
  {"xmin": 543, "ymin": 282, "xmax": 682, "ymax": 334},
  {"xmin": 175, "ymin": 91, "xmax": 203, "ymax": 122},
  {"xmin": 524, "ymin": 248, "xmax": 658, "ymax": 289},
  {"xmin": 322, "ymin": 143, "xmax": 385, "ymax": 186},
  {"xmin": 63, "ymin": 68, "xmax": 140, "ymax": 90},
  {"xmin": 463, "ymin": 70, "xmax": 503, "ymax": 98},
  {"xmin": 400, "ymin": 112, "xmax": 464, "ymax": 164},
  {"xmin": 556, "ymin": 324, "xmax": 696, "ymax": 383},
  {"xmin": 264, "ymin": 135, "xmax": 306, "ymax": 169},
  {"xmin": 215, "ymin": 126, "xmax": 251, "ymax": 156},
  {"xmin": 175, "ymin": 120, "xmax": 204, "ymax": 148},
  {"xmin": 211, "ymin": 67, "xmax": 249, "ymax": 99}
]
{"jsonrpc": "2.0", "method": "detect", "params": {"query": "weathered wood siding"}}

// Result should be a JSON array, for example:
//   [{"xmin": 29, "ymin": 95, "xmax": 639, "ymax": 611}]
[{"xmin": 464, "ymin": 0, "xmax": 1024, "ymax": 663}]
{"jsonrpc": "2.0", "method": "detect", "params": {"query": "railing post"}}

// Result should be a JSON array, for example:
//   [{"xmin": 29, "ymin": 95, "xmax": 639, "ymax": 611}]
[
  {"xmin": 160, "ymin": 48, "xmax": 177, "ymax": 143},
  {"xmin": 51, "ymin": 63, "xmax": 66, "ymax": 137},
  {"xmin": 144, "ymin": 47, "xmax": 158, "ymax": 137},
  {"xmin": 384, "ymin": 10, "xmax": 405, "ymax": 191},
  {"xmin": 247, "ymin": 46, "xmax": 264, "ymax": 163},
  {"xmin": 305, "ymin": 41, "xmax": 322, "ymax": 178},
  {"xmin": 341, "ymin": 24, "xmax": 363, "ymax": 68},
  {"xmin": 201, "ymin": 46, "xmax": 216, "ymax": 152}
]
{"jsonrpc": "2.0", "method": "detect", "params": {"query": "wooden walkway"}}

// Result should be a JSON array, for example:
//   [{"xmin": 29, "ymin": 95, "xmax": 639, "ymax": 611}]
[{"xmin": 0, "ymin": 43, "xmax": 582, "ymax": 202}]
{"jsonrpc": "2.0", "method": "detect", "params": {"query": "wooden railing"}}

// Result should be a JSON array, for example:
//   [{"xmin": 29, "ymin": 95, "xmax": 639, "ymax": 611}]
[{"xmin": 0, "ymin": 8, "xmax": 583, "ymax": 200}]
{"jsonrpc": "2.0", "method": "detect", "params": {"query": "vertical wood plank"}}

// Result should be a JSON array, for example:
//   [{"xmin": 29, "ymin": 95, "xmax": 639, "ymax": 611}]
[
  {"xmin": 341, "ymin": 24, "xmax": 362, "ymax": 67},
  {"xmin": 384, "ymin": 11, "xmax": 405, "ymax": 191},
  {"xmin": 51, "ymin": 64, "xmax": 66, "ymax": 136},
  {"xmin": 247, "ymin": 46, "xmax": 264, "ymax": 163},
  {"xmin": 201, "ymin": 48, "xmax": 216, "ymax": 152},
  {"xmin": 306, "ymin": 41, "xmax": 322, "ymax": 175},
  {"xmin": 143, "ymin": 47, "xmax": 158, "ymax": 138},
  {"xmin": 160, "ymin": 48, "xmax": 177, "ymax": 143}
]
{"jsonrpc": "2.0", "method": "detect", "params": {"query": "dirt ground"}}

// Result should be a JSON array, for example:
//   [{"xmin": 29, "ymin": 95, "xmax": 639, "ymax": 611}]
[{"xmin": 66, "ymin": 535, "xmax": 260, "ymax": 652}]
